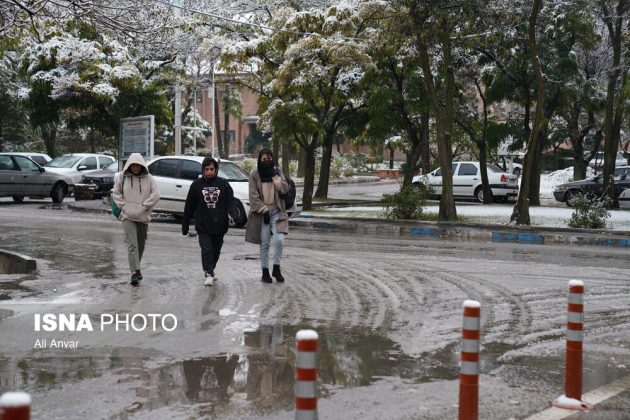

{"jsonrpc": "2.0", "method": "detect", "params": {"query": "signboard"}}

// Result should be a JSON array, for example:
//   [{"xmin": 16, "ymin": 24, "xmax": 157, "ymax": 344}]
[{"xmin": 119, "ymin": 116, "xmax": 154, "ymax": 159}]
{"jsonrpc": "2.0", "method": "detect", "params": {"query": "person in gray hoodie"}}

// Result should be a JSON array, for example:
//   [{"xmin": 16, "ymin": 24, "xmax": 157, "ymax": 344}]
[{"xmin": 112, "ymin": 153, "xmax": 160, "ymax": 286}]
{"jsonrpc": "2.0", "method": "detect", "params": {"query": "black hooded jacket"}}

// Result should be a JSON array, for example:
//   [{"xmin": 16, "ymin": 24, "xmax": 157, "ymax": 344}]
[{"xmin": 183, "ymin": 157, "xmax": 234, "ymax": 235}]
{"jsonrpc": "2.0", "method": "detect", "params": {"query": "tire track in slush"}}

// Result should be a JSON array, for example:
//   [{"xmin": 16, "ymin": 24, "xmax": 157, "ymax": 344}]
[{"xmin": 315, "ymin": 255, "xmax": 403, "ymax": 330}]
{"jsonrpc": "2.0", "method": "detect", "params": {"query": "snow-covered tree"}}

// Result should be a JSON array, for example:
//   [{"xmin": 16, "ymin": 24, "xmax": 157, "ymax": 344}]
[{"xmin": 19, "ymin": 20, "xmax": 173, "ymax": 156}]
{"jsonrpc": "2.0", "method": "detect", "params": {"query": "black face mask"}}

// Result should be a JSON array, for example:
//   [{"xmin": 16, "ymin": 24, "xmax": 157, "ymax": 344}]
[{"xmin": 259, "ymin": 160, "xmax": 275, "ymax": 181}]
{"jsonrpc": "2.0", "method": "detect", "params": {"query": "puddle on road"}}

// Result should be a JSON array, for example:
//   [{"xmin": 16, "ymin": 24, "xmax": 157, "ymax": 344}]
[
  {"xmin": 3, "ymin": 323, "xmax": 626, "ymax": 418},
  {"xmin": 0, "ymin": 323, "xmax": 461, "ymax": 417}
]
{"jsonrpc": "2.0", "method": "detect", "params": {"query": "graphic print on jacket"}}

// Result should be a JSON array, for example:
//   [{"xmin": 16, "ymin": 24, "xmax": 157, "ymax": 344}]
[
  {"xmin": 183, "ymin": 175, "xmax": 234, "ymax": 236},
  {"xmin": 202, "ymin": 187, "xmax": 221, "ymax": 208}
]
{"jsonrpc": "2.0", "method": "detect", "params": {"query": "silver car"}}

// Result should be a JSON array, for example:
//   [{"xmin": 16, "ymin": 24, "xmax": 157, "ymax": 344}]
[{"xmin": 0, "ymin": 153, "xmax": 74, "ymax": 203}]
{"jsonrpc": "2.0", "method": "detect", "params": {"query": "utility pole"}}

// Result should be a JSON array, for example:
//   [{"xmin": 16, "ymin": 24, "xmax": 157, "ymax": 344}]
[
  {"xmin": 211, "ymin": 64, "xmax": 216, "ymax": 157},
  {"xmin": 173, "ymin": 0, "xmax": 182, "ymax": 155},
  {"xmin": 193, "ymin": 88, "xmax": 197, "ymax": 154}
]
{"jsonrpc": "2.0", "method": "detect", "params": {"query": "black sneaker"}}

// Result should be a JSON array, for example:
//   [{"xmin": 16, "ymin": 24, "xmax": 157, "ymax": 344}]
[
  {"xmin": 137, "ymin": 271, "xmax": 143, "ymax": 280},
  {"xmin": 130, "ymin": 272, "xmax": 141, "ymax": 286}
]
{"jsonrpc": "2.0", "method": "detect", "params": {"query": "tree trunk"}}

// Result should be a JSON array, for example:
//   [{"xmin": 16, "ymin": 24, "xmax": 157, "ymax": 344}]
[
  {"xmin": 272, "ymin": 135, "xmax": 281, "ymax": 161},
  {"xmin": 388, "ymin": 147, "xmax": 395, "ymax": 169},
  {"xmin": 302, "ymin": 141, "xmax": 317, "ymax": 211},
  {"xmin": 282, "ymin": 138, "xmax": 291, "ymax": 175},
  {"xmin": 42, "ymin": 126, "xmax": 57, "ymax": 158},
  {"xmin": 511, "ymin": 0, "xmax": 545, "ymax": 225},
  {"xmin": 417, "ymin": 34, "xmax": 457, "ymax": 221},
  {"xmin": 420, "ymin": 112, "xmax": 430, "ymax": 174},
  {"xmin": 601, "ymin": 0, "xmax": 629, "ymax": 204},
  {"xmin": 314, "ymin": 133, "xmax": 333, "ymax": 199},
  {"xmin": 298, "ymin": 147, "xmax": 306, "ymax": 178}
]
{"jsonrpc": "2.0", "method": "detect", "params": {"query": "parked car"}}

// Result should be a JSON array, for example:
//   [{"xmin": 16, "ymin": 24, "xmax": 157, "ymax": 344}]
[
  {"xmin": 619, "ymin": 188, "xmax": 630, "ymax": 209},
  {"xmin": 553, "ymin": 165, "xmax": 630, "ymax": 206},
  {"xmin": 0, "ymin": 153, "xmax": 74, "ymax": 203},
  {"xmin": 74, "ymin": 160, "xmax": 119, "ymax": 200},
  {"xmin": 8, "ymin": 152, "xmax": 52, "ymax": 166},
  {"xmin": 495, "ymin": 156, "xmax": 523, "ymax": 177},
  {"xmin": 44, "ymin": 153, "xmax": 115, "ymax": 183},
  {"xmin": 588, "ymin": 151, "xmax": 626, "ymax": 169},
  {"xmin": 146, "ymin": 156, "xmax": 302, "ymax": 228},
  {"xmin": 412, "ymin": 161, "xmax": 519, "ymax": 203}
]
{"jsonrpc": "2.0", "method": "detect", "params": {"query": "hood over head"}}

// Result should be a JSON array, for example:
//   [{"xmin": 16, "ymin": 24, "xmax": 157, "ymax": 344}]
[
  {"xmin": 202, "ymin": 156, "xmax": 219, "ymax": 180},
  {"xmin": 256, "ymin": 148, "xmax": 275, "ymax": 179},
  {"xmin": 122, "ymin": 153, "xmax": 148, "ymax": 175}
]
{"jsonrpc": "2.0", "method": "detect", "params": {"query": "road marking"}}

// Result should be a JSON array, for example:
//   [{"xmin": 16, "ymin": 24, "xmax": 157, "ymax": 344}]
[{"xmin": 526, "ymin": 373, "xmax": 630, "ymax": 419}]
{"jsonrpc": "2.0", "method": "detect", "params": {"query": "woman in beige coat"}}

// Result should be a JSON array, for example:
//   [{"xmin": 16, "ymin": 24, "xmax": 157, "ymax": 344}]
[
  {"xmin": 245, "ymin": 149, "xmax": 289, "ymax": 283},
  {"xmin": 112, "ymin": 153, "xmax": 160, "ymax": 286}
]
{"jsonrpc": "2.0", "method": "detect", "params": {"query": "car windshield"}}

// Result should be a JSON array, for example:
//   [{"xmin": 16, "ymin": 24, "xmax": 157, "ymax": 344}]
[
  {"xmin": 45, "ymin": 155, "xmax": 82, "ymax": 168},
  {"xmin": 220, "ymin": 162, "xmax": 249, "ymax": 181},
  {"xmin": 487, "ymin": 164, "xmax": 505, "ymax": 173},
  {"xmin": 105, "ymin": 161, "xmax": 119, "ymax": 170}
]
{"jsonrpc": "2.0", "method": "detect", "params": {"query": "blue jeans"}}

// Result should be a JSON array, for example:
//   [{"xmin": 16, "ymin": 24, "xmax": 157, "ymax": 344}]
[{"xmin": 260, "ymin": 208, "xmax": 284, "ymax": 268}]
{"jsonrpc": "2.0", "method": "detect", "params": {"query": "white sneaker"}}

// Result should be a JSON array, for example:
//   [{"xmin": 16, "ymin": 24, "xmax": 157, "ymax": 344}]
[{"xmin": 204, "ymin": 275, "xmax": 214, "ymax": 287}]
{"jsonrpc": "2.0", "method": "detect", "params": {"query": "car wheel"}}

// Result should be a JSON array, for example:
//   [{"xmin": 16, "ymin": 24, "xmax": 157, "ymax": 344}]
[
  {"xmin": 475, "ymin": 187, "xmax": 491, "ymax": 203},
  {"xmin": 229, "ymin": 200, "xmax": 247, "ymax": 228},
  {"xmin": 513, "ymin": 167, "xmax": 521, "ymax": 177},
  {"xmin": 51, "ymin": 183, "xmax": 65, "ymax": 203},
  {"xmin": 12, "ymin": 196, "xmax": 24, "ymax": 203},
  {"xmin": 565, "ymin": 189, "xmax": 581, "ymax": 207}
]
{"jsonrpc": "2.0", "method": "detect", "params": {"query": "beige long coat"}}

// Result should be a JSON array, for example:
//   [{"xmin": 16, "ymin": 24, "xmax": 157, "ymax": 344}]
[{"xmin": 245, "ymin": 168, "xmax": 289, "ymax": 244}]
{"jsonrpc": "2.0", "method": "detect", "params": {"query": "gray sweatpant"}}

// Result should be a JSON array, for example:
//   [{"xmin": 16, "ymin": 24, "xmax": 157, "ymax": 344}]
[{"xmin": 123, "ymin": 220, "xmax": 148, "ymax": 271}]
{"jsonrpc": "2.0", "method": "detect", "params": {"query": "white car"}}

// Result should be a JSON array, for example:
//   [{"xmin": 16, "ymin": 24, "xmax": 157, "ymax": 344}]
[
  {"xmin": 620, "ymin": 188, "xmax": 630, "ymax": 209},
  {"xmin": 496, "ymin": 156, "xmax": 523, "ymax": 177},
  {"xmin": 588, "ymin": 151, "xmax": 626, "ymax": 169},
  {"xmin": 44, "ymin": 153, "xmax": 116, "ymax": 183},
  {"xmin": 147, "ymin": 156, "xmax": 302, "ymax": 228},
  {"xmin": 8, "ymin": 152, "xmax": 52, "ymax": 166},
  {"xmin": 146, "ymin": 156, "xmax": 251, "ymax": 228},
  {"xmin": 412, "ymin": 161, "xmax": 519, "ymax": 202}
]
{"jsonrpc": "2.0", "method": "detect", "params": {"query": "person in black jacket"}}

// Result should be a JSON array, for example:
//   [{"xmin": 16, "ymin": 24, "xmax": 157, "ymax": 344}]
[{"xmin": 182, "ymin": 156, "xmax": 234, "ymax": 286}]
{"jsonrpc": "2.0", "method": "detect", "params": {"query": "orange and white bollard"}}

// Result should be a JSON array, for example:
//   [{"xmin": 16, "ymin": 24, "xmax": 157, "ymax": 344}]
[
  {"xmin": 553, "ymin": 280, "xmax": 593, "ymax": 411},
  {"xmin": 295, "ymin": 329, "xmax": 318, "ymax": 420},
  {"xmin": 0, "ymin": 392, "xmax": 31, "ymax": 420},
  {"xmin": 459, "ymin": 300, "xmax": 480, "ymax": 420}
]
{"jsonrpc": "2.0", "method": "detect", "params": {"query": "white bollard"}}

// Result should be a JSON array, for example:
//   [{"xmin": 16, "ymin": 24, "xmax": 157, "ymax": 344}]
[{"xmin": 295, "ymin": 329, "xmax": 318, "ymax": 420}]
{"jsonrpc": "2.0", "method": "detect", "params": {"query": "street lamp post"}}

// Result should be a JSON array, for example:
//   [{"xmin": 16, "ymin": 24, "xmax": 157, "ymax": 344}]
[
  {"xmin": 173, "ymin": 0, "xmax": 182, "ymax": 155},
  {"xmin": 211, "ymin": 65, "xmax": 216, "ymax": 157}
]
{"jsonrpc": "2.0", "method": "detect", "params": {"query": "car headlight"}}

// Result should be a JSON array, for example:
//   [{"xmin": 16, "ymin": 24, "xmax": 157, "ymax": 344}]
[{"xmin": 555, "ymin": 185, "xmax": 567, "ymax": 192}]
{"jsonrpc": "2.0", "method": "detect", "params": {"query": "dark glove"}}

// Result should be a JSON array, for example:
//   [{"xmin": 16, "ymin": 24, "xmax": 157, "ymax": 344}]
[
  {"xmin": 263, "ymin": 211, "xmax": 270, "ymax": 225},
  {"xmin": 182, "ymin": 225, "xmax": 189, "ymax": 236}
]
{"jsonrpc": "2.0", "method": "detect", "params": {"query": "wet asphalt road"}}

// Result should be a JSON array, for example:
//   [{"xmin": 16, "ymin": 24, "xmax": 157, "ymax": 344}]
[{"xmin": 0, "ymin": 200, "xmax": 629, "ymax": 419}]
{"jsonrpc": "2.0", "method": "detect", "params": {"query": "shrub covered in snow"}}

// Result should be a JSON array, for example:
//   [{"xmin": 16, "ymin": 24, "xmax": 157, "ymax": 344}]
[{"xmin": 567, "ymin": 195, "xmax": 611, "ymax": 229}]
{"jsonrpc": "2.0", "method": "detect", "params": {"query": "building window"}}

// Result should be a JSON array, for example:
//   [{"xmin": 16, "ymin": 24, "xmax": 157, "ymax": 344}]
[{"xmin": 219, "ymin": 130, "xmax": 236, "ymax": 143}]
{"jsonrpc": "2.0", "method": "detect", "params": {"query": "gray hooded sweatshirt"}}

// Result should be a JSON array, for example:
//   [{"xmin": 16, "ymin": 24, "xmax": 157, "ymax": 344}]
[{"xmin": 112, "ymin": 153, "xmax": 160, "ymax": 223}]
